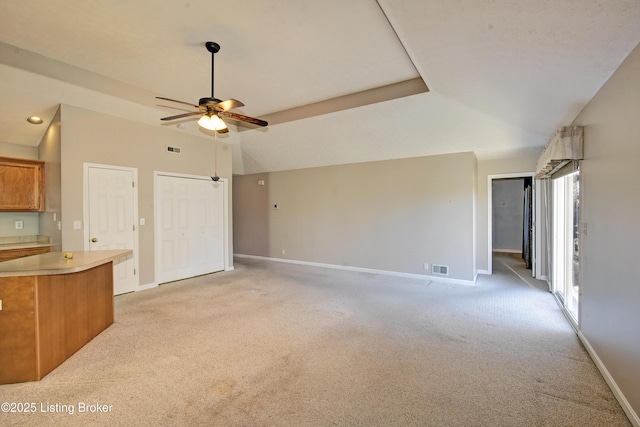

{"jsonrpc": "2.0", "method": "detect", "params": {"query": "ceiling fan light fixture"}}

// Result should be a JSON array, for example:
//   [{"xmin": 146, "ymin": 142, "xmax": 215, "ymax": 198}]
[{"xmin": 198, "ymin": 114, "xmax": 227, "ymax": 131}]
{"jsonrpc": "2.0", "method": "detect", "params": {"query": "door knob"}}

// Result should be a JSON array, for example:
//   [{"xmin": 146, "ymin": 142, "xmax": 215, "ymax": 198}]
[{"xmin": 91, "ymin": 237, "xmax": 99, "ymax": 242}]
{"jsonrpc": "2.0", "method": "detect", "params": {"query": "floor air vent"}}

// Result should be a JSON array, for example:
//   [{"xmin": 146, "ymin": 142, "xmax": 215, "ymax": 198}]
[{"xmin": 432, "ymin": 264, "xmax": 449, "ymax": 275}]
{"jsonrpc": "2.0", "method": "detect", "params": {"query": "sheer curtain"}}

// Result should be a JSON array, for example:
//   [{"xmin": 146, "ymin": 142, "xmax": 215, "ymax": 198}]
[{"xmin": 537, "ymin": 126, "xmax": 583, "ymax": 324}]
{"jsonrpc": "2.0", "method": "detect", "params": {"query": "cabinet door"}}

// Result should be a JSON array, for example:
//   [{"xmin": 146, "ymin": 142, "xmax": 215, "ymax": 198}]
[{"xmin": 0, "ymin": 157, "xmax": 45, "ymax": 212}]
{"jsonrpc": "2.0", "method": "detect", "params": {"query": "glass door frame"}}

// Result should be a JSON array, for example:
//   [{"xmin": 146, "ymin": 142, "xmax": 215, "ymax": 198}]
[{"xmin": 551, "ymin": 166, "xmax": 581, "ymax": 328}]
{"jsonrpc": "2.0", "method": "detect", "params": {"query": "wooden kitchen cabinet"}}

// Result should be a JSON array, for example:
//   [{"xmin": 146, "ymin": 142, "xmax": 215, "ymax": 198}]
[
  {"xmin": 0, "ymin": 250, "xmax": 130, "ymax": 384},
  {"xmin": 0, "ymin": 156, "xmax": 45, "ymax": 212},
  {"xmin": 0, "ymin": 262, "xmax": 113, "ymax": 384}
]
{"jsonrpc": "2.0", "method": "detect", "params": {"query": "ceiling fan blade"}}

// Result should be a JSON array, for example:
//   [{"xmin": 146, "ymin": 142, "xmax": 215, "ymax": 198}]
[
  {"xmin": 219, "ymin": 111, "xmax": 268, "ymax": 127},
  {"xmin": 161, "ymin": 111, "xmax": 202, "ymax": 121},
  {"xmin": 156, "ymin": 96, "xmax": 199, "ymax": 108},
  {"xmin": 214, "ymin": 99, "xmax": 245, "ymax": 112}
]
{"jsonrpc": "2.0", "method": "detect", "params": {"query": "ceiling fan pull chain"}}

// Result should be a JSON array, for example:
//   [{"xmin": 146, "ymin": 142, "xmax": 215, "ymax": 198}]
[{"xmin": 212, "ymin": 130, "xmax": 220, "ymax": 181}]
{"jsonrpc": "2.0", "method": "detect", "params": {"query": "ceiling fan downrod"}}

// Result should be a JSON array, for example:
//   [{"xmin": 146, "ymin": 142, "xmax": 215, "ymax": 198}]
[{"xmin": 200, "ymin": 41, "xmax": 222, "ymax": 106}]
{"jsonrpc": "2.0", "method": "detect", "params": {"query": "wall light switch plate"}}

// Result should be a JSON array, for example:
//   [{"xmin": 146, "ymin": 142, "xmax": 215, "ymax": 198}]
[
  {"xmin": 73, "ymin": 220, "xmax": 82, "ymax": 230},
  {"xmin": 139, "ymin": 218, "xmax": 146, "ymax": 226}
]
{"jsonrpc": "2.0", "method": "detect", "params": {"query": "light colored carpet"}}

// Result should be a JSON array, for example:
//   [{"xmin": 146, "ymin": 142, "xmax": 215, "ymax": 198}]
[{"xmin": 0, "ymin": 254, "xmax": 631, "ymax": 426}]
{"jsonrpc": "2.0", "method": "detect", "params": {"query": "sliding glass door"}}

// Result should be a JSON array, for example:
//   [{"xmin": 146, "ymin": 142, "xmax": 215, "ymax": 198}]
[{"xmin": 551, "ymin": 169, "xmax": 580, "ymax": 324}]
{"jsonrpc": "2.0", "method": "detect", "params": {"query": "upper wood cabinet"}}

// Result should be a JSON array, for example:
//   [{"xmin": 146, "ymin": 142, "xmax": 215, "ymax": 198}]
[{"xmin": 0, "ymin": 156, "xmax": 45, "ymax": 212}]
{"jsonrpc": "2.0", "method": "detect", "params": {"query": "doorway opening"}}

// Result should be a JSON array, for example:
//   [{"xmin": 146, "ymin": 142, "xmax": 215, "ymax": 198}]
[{"xmin": 488, "ymin": 173, "xmax": 540, "ymax": 277}]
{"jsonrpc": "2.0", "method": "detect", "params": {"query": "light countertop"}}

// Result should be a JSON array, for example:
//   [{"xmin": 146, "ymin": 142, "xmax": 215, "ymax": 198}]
[
  {"xmin": 0, "ymin": 235, "xmax": 51, "ymax": 251},
  {"xmin": 0, "ymin": 250, "xmax": 132, "ymax": 277},
  {"xmin": 0, "ymin": 242, "xmax": 52, "ymax": 251}
]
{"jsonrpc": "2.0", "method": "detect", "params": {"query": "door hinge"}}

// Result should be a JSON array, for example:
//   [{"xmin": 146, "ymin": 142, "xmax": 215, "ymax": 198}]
[
  {"xmin": 132, "ymin": 181, "xmax": 135, "ymax": 188},
  {"xmin": 134, "ymin": 268, "xmax": 136, "ymax": 275},
  {"xmin": 133, "ymin": 225, "xmax": 136, "ymax": 231}
]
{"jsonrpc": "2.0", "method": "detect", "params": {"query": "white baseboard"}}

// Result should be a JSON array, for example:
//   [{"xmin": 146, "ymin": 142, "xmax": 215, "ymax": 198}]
[
  {"xmin": 136, "ymin": 266, "xmax": 233, "ymax": 292},
  {"xmin": 578, "ymin": 331, "xmax": 639, "ymax": 427},
  {"xmin": 234, "ymin": 254, "xmax": 477, "ymax": 286},
  {"xmin": 477, "ymin": 269, "xmax": 491, "ymax": 275},
  {"xmin": 137, "ymin": 282, "xmax": 158, "ymax": 292}
]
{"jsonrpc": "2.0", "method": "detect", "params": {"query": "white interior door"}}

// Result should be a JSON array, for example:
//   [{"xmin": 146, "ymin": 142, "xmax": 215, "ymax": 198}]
[
  {"xmin": 86, "ymin": 165, "xmax": 138, "ymax": 295},
  {"xmin": 155, "ymin": 173, "xmax": 224, "ymax": 284}
]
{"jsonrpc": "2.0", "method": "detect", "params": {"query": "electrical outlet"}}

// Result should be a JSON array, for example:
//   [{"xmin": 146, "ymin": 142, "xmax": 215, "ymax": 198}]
[
  {"xmin": 15, "ymin": 220, "xmax": 23, "ymax": 229},
  {"xmin": 423, "ymin": 262, "xmax": 429, "ymax": 270}
]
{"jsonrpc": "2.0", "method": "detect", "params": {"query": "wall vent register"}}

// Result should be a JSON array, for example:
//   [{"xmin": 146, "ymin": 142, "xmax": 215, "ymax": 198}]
[{"xmin": 432, "ymin": 264, "xmax": 449, "ymax": 275}]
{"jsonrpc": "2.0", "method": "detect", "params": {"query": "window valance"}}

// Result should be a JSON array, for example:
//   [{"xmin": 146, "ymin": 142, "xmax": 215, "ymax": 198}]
[{"xmin": 535, "ymin": 126, "xmax": 584, "ymax": 178}]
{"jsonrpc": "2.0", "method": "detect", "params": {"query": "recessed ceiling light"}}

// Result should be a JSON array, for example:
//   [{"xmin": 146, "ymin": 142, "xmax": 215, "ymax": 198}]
[{"xmin": 27, "ymin": 116, "xmax": 43, "ymax": 124}]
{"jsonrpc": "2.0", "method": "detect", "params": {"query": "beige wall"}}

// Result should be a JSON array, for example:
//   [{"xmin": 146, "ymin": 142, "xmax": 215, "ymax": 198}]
[
  {"xmin": 59, "ymin": 104, "xmax": 234, "ymax": 286},
  {"xmin": 572, "ymin": 42, "xmax": 640, "ymax": 418},
  {"xmin": 0, "ymin": 212, "xmax": 39, "ymax": 237},
  {"xmin": 38, "ymin": 107, "xmax": 62, "ymax": 251},
  {"xmin": 234, "ymin": 152, "xmax": 477, "ymax": 282},
  {"xmin": 0, "ymin": 141, "xmax": 38, "ymax": 159}
]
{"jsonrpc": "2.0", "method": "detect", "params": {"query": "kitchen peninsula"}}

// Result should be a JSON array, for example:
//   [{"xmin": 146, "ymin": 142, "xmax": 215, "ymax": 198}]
[{"xmin": 0, "ymin": 250, "xmax": 132, "ymax": 384}]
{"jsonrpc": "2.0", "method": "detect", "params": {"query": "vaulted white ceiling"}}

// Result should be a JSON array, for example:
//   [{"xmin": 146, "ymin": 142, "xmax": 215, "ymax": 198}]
[{"xmin": 1, "ymin": 0, "xmax": 639, "ymax": 174}]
